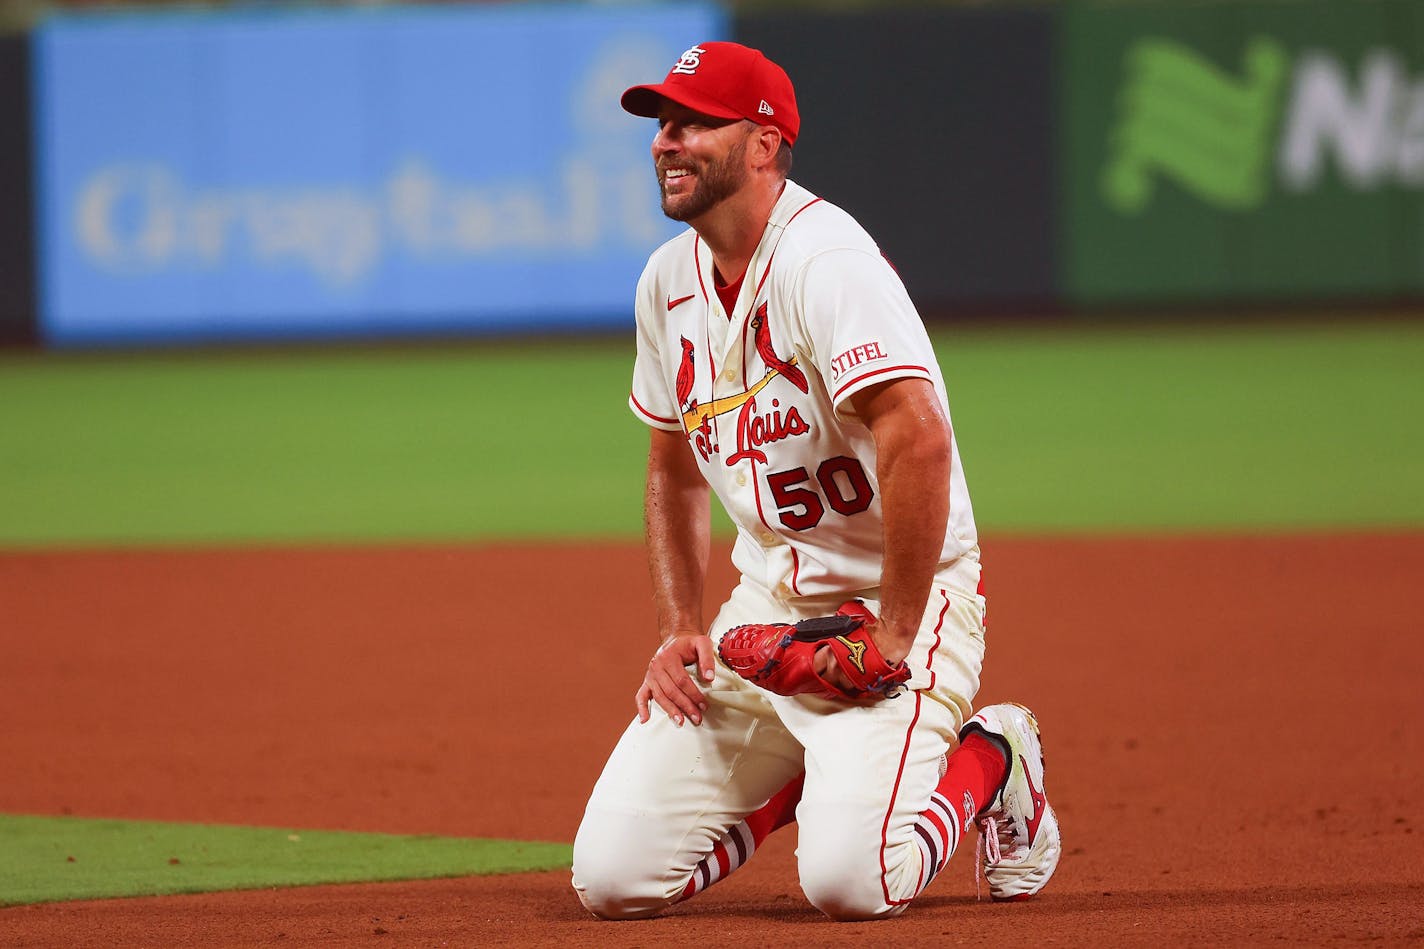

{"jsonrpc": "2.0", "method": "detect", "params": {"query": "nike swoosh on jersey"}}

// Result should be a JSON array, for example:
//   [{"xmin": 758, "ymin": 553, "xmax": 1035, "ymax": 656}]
[{"xmin": 667, "ymin": 293, "xmax": 696, "ymax": 311}]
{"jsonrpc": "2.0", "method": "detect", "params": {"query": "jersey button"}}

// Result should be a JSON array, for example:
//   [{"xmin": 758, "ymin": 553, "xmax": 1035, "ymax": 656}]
[
  {"xmin": 722, "ymin": 369, "xmax": 736, "ymax": 382},
  {"xmin": 736, "ymin": 472, "xmax": 747, "ymax": 487}
]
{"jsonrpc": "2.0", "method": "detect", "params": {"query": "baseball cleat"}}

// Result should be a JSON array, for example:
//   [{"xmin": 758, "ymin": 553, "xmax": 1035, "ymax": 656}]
[{"xmin": 959, "ymin": 702, "xmax": 1062, "ymax": 901}]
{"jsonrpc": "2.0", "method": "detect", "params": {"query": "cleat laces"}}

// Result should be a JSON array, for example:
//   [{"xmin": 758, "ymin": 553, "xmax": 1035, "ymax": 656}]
[
  {"xmin": 973, "ymin": 815, "xmax": 1005, "ymax": 901},
  {"xmin": 968, "ymin": 809, "xmax": 1013, "ymax": 900}
]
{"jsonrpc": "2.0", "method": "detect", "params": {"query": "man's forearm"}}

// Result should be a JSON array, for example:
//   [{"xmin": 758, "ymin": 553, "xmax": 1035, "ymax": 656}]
[
  {"xmin": 644, "ymin": 433, "xmax": 712, "ymax": 637},
  {"xmin": 850, "ymin": 379, "xmax": 955, "ymax": 662},
  {"xmin": 874, "ymin": 430, "xmax": 951, "ymax": 656}
]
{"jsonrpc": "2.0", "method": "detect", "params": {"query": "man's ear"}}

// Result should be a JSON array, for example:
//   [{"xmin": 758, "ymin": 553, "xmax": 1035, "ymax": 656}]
[{"xmin": 750, "ymin": 125, "xmax": 784, "ymax": 170}]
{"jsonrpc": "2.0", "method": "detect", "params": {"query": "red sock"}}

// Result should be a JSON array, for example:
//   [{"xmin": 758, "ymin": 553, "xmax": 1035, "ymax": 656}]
[
  {"xmin": 745, "ymin": 771, "xmax": 804, "ymax": 842},
  {"xmin": 939, "ymin": 732, "xmax": 1008, "ymax": 815},
  {"xmin": 680, "ymin": 771, "xmax": 805, "ymax": 901},
  {"xmin": 909, "ymin": 732, "xmax": 1009, "ymax": 896}
]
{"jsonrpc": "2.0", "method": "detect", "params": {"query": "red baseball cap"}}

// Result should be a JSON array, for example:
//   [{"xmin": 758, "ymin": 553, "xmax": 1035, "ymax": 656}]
[{"xmin": 621, "ymin": 41, "xmax": 799, "ymax": 147}]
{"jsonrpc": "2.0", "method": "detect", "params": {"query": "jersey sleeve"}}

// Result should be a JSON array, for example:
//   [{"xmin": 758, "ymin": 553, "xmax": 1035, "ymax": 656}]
[
  {"xmin": 628, "ymin": 261, "xmax": 683, "ymax": 432},
  {"xmin": 795, "ymin": 247, "xmax": 939, "ymax": 421}
]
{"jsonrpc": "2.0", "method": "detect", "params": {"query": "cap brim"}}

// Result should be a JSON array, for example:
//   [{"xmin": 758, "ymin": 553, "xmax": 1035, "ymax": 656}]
[{"xmin": 620, "ymin": 83, "xmax": 745, "ymax": 121}]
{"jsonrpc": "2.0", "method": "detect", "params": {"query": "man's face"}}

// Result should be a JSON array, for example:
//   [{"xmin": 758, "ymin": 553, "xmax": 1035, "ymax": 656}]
[{"xmin": 653, "ymin": 102, "xmax": 753, "ymax": 222}]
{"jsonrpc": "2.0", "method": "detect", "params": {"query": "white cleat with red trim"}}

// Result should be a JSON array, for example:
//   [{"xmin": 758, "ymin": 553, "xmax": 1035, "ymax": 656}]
[{"xmin": 959, "ymin": 702, "xmax": 1062, "ymax": 901}]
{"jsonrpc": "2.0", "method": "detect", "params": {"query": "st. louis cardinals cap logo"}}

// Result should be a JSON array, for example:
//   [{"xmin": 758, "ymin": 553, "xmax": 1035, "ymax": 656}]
[{"xmin": 672, "ymin": 45, "xmax": 706, "ymax": 75}]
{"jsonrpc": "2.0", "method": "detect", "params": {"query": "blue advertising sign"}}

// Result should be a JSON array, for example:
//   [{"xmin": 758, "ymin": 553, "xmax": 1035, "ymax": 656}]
[{"xmin": 34, "ymin": 3, "xmax": 724, "ymax": 345}]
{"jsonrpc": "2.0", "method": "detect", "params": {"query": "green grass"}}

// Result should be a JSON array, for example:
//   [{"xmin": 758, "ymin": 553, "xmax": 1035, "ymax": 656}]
[
  {"xmin": 0, "ymin": 814, "xmax": 572, "ymax": 907},
  {"xmin": 1, "ymin": 319, "xmax": 1421, "ymax": 547},
  {"xmin": 937, "ymin": 319, "xmax": 1424, "ymax": 532},
  {"xmin": 0, "ymin": 340, "xmax": 649, "ymax": 546}
]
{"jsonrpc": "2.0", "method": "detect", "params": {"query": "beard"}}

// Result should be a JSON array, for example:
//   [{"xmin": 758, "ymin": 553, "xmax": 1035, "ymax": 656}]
[{"xmin": 659, "ymin": 137, "xmax": 749, "ymax": 222}]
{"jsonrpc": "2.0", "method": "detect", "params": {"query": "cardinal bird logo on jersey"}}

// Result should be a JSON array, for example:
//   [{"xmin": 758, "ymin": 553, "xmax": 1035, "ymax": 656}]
[
  {"xmin": 751, "ymin": 303, "xmax": 808, "ymax": 393},
  {"xmin": 675, "ymin": 336, "xmax": 697, "ymax": 412},
  {"xmin": 677, "ymin": 305, "xmax": 812, "ymax": 463}
]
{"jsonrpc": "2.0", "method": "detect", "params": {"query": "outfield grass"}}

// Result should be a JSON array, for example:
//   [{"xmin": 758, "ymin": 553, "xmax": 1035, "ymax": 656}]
[
  {"xmin": 938, "ymin": 319, "xmax": 1424, "ymax": 533},
  {"xmin": 0, "ymin": 340, "xmax": 648, "ymax": 545},
  {"xmin": 0, "ymin": 319, "xmax": 1421, "ymax": 547},
  {"xmin": 0, "ymin": 815, "xmax": 572, "ymax": 906}
]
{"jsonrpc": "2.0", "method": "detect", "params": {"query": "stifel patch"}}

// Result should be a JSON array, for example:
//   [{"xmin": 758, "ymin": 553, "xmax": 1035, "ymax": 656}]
[{"xmin": 830, "ymin": 341, "xmax": 888, "ymax": 381}]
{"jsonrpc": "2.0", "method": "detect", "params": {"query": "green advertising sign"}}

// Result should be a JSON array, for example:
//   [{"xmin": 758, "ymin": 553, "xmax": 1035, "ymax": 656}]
[{"xmin": 1062, "ymin": 0, "xmax": 1424, "ymax": 305}]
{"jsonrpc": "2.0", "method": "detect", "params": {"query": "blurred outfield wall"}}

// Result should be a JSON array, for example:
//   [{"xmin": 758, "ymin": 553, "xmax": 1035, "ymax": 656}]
[
  {"xmin": 1061, "ymin": 1, "xmax": 1424, "ymax": 306},
  {"xmin": 3, "ymin": 1, "xmax": 1424, "ymax": 347},
  {"xmin": 28, "ymin": 3, "xmax": 725, "ymax": 346}
]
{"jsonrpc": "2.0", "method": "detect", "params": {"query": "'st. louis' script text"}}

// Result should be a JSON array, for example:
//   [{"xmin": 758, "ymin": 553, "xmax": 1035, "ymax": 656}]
[{"xmin": 721, "ymin": 396, "xmax": 810, "ymax": 466}]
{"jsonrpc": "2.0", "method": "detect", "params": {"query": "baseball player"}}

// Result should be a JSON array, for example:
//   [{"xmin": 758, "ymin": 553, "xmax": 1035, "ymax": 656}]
[{"xmin": 571, "ymin": 41, "xmax": 1061, "ymax": 921}]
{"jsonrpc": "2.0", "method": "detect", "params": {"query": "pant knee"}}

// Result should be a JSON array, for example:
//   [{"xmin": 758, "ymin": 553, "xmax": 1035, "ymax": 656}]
[
  {"xmin": 571, "ymin": 812, "xmax": 679, "ymax": 920},
  {"xmin": 796, "ymin": 834, "xmax": 905, "ymax": 921}
]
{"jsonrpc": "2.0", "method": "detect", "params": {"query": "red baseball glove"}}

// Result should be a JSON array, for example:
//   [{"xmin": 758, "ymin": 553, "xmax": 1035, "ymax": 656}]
[{"xmin": 717, "ymin": 600, "xmax": 911, "ymax": 701}]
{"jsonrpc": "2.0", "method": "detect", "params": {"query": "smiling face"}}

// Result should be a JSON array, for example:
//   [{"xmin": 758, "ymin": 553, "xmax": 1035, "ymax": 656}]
[{"xmin": 652, "ymin": 102, "xmax": 757, "ymax": 223}]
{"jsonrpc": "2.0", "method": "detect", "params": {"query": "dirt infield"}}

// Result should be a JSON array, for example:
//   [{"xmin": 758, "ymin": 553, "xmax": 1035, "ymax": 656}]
[{"xmin": 2, "ymin": 534, "xmax": 1421, "ymax": 946}]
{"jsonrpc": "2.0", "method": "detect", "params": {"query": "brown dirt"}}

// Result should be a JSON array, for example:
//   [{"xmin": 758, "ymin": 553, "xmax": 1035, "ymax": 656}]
[{"xmin": 1, "ymin": 534, "xmax": 1421, "ymax": 947}]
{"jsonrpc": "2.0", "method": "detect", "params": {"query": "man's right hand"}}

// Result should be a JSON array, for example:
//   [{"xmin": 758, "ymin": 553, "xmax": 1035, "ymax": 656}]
[{"xmin": 636, "ymin": 632, "xmax": 717, "ymax": 727}]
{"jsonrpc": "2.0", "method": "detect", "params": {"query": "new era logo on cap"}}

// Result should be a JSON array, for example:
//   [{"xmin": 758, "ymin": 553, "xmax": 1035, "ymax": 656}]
[{"xmin": 620, "ymin": 41, "xmax": 800, "ymax": 146}]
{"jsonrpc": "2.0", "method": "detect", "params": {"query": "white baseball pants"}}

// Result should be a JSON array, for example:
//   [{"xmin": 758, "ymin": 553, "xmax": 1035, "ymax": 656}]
[{"xmin": 572, "ymin": 562, "xmax": 985, "ymax": 921}]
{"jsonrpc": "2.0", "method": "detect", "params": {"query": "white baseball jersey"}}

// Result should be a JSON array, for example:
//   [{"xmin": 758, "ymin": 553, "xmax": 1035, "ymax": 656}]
[{"xmin": 629, "ymin": 179, "xmax": 978, "ymax": 599}]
